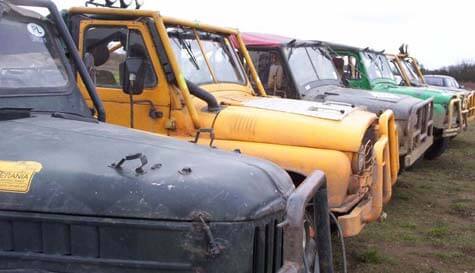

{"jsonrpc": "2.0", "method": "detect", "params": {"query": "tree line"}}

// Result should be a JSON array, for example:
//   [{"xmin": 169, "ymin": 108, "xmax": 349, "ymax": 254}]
[{"xmin": 422, "ymin": 61, "xmax": 475, "ymax": 83}]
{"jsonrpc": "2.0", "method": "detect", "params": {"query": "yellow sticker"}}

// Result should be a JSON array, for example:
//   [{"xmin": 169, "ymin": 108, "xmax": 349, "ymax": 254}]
[{"xmin": 0, "ymin": 161, "xmax": 42, "ymax": 193}]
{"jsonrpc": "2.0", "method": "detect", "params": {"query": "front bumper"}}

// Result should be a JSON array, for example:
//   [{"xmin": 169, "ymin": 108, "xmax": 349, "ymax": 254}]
[
  {"xmin": 443, "ymin": 98, "xmax": 464, "ymax": 138},
  {"xmin": 377, "ymin": 110, "xmax": 399, "ymax": 185},
  {"xmin": 336, "ymin": 135, "xmax": 391, "ymax": 237},
  {"xmin": 279, "ymin": 171, "xmax": 333, "ymax": 273},
  {"xmin": 468, "ymin": 91, "xmax": 475, "ymax": 120}
]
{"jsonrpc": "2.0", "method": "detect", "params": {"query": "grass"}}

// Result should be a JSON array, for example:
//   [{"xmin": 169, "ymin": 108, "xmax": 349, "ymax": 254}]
[{"xmin": 333, "ymin": 121, "xmax": 475, "ymax": 273}]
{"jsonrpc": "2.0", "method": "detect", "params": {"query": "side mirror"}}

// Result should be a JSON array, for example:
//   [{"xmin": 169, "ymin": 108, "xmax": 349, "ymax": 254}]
[
  {"xmin": 120, "ymin": 57, "xmax": 146, "ymax": 95},
  {"xmin": 459, "ymin": 85, "xmax": 465, "ymax": 89}
]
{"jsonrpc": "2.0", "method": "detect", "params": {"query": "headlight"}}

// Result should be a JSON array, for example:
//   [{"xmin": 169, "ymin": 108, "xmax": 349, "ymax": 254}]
[
  {"xmin": 352, "ymin": 145, "xmax": 367, "ymax": 174},
  {"xmin": 352, "ymin": 127, "xmax": 376, "ymax": 174},
  {"xmin": 463, "ymin": 97, "xmax": 469, "ymax": 109}
]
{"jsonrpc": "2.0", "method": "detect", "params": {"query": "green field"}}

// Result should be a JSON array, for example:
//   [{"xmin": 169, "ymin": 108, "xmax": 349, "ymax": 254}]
[{"xmin": 335, "ymin": 122, "xmax": 475, "ymax": 273}]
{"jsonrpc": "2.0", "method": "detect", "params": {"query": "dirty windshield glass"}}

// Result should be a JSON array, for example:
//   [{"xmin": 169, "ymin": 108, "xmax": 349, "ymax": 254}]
[
  {"xmin": 402, "ymin": 59, "xmax": 422, "ymax": 85},
  {"xmin": 168, "ymin": 27, "xmax": 245, "ymax": 85},
  {"xmin": 286, "ymin": 46, "xmax": 338, "ymax": 88},
  {"xmin": 362, "ymin": 52, "xmax": 394, "ymax": 81},
  {"xmin": 0, "ymin": 17, "xmax": 69, "ymax": 92}
]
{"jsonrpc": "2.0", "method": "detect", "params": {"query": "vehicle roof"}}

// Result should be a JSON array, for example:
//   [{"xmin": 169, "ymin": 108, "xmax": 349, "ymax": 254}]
[
  {"xmin": 328, "ymin": 42, "xmax": 385, "ymax": 55},
  {"xmin": 424, "ymin": 74, "xmax": 455, "ymax": 80},
  {"xmin": 68, "ymin": 7, "xmax": 239, "ymax": 35},
  {"xmin": 241, "ymin": 32, "xmax": 330, "ymax": 49},
  {"xmin": 241, "ymin": 32, "xmax": 295, "ymax": 47}
]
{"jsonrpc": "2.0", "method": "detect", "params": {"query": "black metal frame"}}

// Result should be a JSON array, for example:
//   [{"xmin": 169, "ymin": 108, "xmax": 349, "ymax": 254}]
[{"xmin": 279, "ymin": 170, "xmax": 333, "ymax": 273}]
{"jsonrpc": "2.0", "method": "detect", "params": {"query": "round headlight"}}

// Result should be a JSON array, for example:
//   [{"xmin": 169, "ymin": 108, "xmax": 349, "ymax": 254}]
[
  {"xmin": 120, "ymin": 0, "xmax": 133, "ymax": 8},
  {"xmin": 352, "ymin": 146, "xmax": 366, "ymax": 174},
  {"xmin": 352, "ymin": 127, "xmax": 375, "ymax": 174},
  {"xmin": 135, "ymin": 0, "xmax": 144, "ymax": 8},
  {"xmin": 463, "ymin": 98, "xmax": 469, "ymax": 109}
]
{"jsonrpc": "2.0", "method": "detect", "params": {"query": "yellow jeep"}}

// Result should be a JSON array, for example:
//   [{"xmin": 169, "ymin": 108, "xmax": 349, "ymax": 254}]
[{"xmin": 67, "ymin": 6, "xmax": 399, "ymax": 237}]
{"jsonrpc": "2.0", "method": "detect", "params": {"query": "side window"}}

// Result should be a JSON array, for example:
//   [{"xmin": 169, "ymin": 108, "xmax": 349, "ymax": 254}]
[
  {"xmin": 84, "ymin": 26, "xmax": 157, "ymax": 89},
  {"xmin": 248, "ymin": 50, "xmax": 292, "ymax": 98}
]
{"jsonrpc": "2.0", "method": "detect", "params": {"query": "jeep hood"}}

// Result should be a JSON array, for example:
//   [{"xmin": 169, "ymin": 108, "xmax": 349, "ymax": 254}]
[
  {"xmin": 427, "ymin": 85, "xmax": 472, "ymax": 97},
  {"xmin": 0, "ymin": 115, "xmax": 293, "ymax": 222},
  {"xmin": 372, "ymin": 80, "xmax": 455, "ymax": 105},
  {"xmin": 303, "ymin": 84, "xmax": 424, "ymax": 120},
  {"xmin": 199, "ymin": 93, "xmax": 377, "ymax": 153}
]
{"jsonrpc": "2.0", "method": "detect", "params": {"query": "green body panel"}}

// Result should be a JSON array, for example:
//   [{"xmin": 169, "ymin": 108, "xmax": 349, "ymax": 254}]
[{"xmin": 339, "ymin": 51, "xmax": 455, "ymax": 129}]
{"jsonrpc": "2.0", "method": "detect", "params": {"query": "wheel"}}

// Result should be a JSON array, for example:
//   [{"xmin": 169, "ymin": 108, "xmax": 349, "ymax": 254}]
[
  {"xmin": 424, "ymin": 137, "xmax": 450, "ymax": 160},
  {"xmin": 398, "ymin": 156, "xmax": 407, "ymax": 173}
]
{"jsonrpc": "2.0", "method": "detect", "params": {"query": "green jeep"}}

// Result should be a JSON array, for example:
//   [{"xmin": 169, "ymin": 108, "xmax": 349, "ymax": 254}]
[{"xmin": 329, "ymin": 44, "xmax": 464, "ymax": 158}]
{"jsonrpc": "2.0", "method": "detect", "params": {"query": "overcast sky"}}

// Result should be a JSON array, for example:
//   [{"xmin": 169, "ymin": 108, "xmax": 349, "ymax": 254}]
[{"xmin": 51, "ymin": 0, "xmax": 474, "ymax": 69}]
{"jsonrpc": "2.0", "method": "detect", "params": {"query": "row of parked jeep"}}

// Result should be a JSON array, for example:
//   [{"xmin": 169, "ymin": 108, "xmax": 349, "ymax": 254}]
[{"xmin": 0, "ymin": 0, "xmax": 473, "ymax": 272}]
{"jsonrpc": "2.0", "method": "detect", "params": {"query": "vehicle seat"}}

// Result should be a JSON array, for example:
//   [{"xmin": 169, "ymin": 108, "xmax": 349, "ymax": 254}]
[
  {"xmin": 333, "ymin": 57, "xmax": 349, "ymax": 86},
  {"xmin": 268, "ymin": 64, "xmax": 284, "ymax": 91},
  {"xmin": 88, "ymin": 42, "xmax": 118, "ymax": 86}
]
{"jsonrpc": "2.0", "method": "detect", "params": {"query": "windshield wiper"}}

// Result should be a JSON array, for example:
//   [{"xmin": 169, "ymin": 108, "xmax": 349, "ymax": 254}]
[
  {"xmin": 311, "ymin": 46, "xmax": 332, "ymax": 61},
  {"xmin": 287, "ymin": 39, "xmax": 297, "ymax": 60},
  {"xmin": 174, "ymin": 33, "xmax": 200, "ymax": 70}
]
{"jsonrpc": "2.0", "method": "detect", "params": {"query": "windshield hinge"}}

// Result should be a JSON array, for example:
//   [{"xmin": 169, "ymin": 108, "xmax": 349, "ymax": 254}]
[{"xmin": 190, "ymin": 128, "xmax": 216, "ymax": 148}]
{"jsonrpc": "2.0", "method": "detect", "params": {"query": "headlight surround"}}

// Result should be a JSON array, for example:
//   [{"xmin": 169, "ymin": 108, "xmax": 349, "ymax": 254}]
[
  {"xmin": 463, "ymin": 97, "xmax": 469, "ymax": 110},
  {"xmin": 352, "ymin": 145, "xmax": 367, "ymax": 174},
  {"xmin": 352, "ymin": 126, "xmax": 376, "ymax": 175}
]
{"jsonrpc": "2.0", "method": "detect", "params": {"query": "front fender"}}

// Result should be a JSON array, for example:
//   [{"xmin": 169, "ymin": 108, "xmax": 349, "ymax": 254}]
[{"xmin": 180, "ymin": 137, "xmax": 352, "ymax": 208}]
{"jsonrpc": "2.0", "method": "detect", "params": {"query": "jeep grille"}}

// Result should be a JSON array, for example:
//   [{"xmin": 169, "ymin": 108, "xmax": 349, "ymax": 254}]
[
  {"xmin": 252, "ymin": 215, "xmax": 285, "ymax": 273},
  {"xmin": 411, "ymin": 100, "xmax": 434, "ymax": 151}
]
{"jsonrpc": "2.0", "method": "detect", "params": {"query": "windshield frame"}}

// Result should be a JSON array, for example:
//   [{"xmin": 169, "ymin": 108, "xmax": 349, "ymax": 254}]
[
  {"xmin": 167, "ymin": 25, "xmax": 248, "ymax": 87},
  {"xmin": 360, "ymin": 51, "xmax": 395, "ymax": 81},
  {"xmin": 0, "ymin": 14, "xmax": 74, "ymax": 98},
  {"xmin": 401, "ymin": 58, "xmax": 423, "ymax": 86}
]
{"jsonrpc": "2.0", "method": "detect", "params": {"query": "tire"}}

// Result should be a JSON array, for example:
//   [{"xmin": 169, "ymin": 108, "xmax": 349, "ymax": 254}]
[
  {"xmin": 424, "ymin": 137, "xmax": 450, "ymax": 160},
  {"xmin": 398, "ymin": 156, "xmax": 407, "ymax": 173}
]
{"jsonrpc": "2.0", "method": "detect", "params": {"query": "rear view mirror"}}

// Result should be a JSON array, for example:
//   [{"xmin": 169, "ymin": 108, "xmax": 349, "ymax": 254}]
[{"xmin": 120, "ymin": 57, "xmax": 146, "ymax": 95}]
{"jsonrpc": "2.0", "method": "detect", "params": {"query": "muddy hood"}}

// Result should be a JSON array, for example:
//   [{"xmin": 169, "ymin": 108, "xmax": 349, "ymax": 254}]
[
  {"xmin": 303, "ymin": 85, "xmax": 426, "ymax": 120},
  {"xmin": 0, "ymin": 114, "xmax": 293, "ymax": 222}
]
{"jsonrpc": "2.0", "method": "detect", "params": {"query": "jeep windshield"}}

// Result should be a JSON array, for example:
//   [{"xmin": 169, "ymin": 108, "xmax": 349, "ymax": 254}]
[
  {"xmin": 168, "ymin": 27, "xmax": 246, "ymax": 85},
  {"xmin": 401, "ymin": 59, "xmax": 423, "ymax": 86},
  {"xmin": 286, "ymin": 45, "xmax": 338, "ymax": 91},
  {"xmin": 361, "ymin": 52, "xmax": 395, "ymax": 81},
  {"xmin": 0, "ymin": 16, "xmax": 69, "ymax": 94}
]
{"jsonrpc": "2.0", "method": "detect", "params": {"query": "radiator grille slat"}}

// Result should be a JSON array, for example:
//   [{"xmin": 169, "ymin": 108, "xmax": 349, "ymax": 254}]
[{"xmin": 253, "ymin": 216, "xmax": 284, "ymax": 273}]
